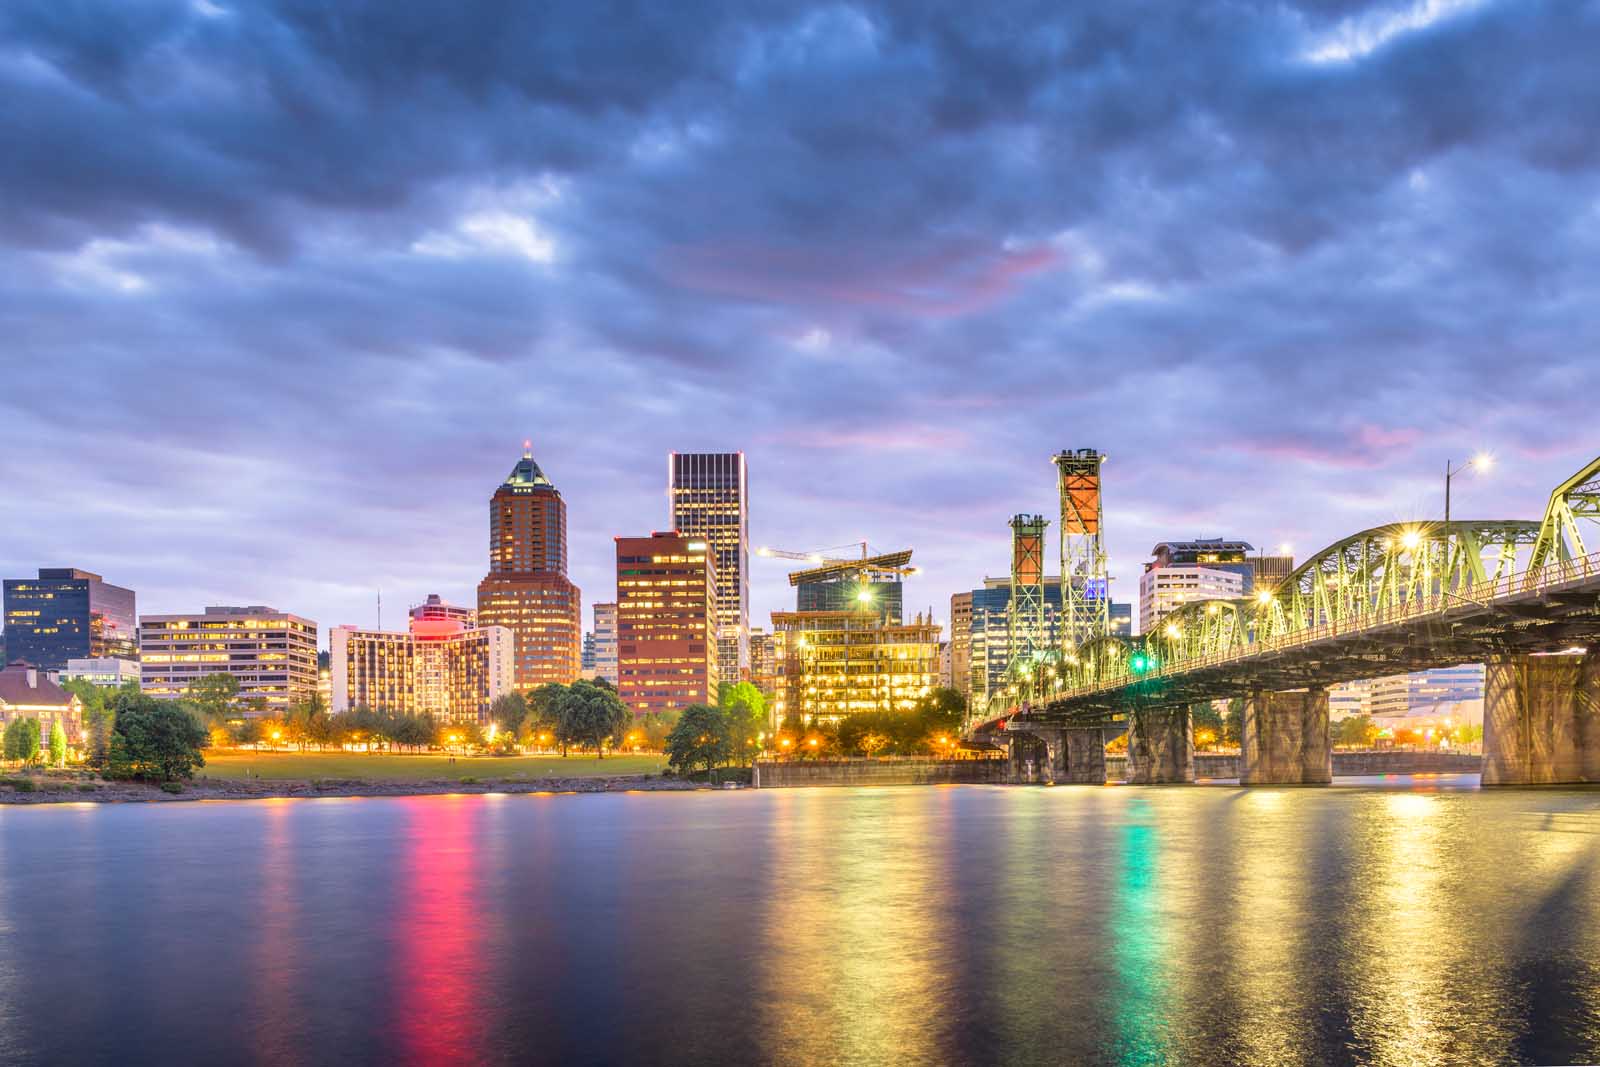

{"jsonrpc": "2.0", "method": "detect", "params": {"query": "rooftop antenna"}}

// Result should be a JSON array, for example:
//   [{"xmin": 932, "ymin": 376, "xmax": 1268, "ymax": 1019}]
[{"xmin": 377, "ymin": 588, "xmax": 382, "ymax": 632}]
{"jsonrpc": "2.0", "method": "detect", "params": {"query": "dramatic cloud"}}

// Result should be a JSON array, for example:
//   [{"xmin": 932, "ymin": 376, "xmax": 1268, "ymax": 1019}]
[{"xmin": 3, "ymin": 0, "xmax": 1599, "ymax": 638}]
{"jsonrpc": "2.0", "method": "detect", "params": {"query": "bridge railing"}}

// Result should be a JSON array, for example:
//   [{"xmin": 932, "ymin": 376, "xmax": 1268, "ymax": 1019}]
[{"xmin": 1043, "ymin": 549, "xmax": 1600, "ymax": 704}]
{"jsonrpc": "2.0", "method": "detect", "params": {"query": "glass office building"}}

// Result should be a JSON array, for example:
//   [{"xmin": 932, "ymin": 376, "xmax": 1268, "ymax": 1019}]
[{"xmin": 2, "ymin": 568, "xmax": 137, "ymax": 670}]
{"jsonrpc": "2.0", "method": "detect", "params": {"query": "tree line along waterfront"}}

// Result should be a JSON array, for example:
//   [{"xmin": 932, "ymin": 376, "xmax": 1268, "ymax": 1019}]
[{"xmin": 3, "ymin": 673, "xmax": 973, "ymax": 790}]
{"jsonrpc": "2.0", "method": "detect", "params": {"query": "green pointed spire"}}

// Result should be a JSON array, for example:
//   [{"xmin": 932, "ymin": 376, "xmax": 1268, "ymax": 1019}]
[{"xmin": 504, "ymin": 440, "xmax": 554, "ymax": 489}]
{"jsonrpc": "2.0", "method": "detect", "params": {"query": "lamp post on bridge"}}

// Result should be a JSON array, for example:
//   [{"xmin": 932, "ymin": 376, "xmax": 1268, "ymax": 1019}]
[{"xmin": 1444, "ymin": 453, "xmax": 1493, "ymax": 525}]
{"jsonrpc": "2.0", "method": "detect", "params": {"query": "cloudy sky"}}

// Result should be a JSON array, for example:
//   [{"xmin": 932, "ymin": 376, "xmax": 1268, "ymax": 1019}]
[{"xmin": 3, "ymin": 0, "xmax": 1598, "ymax": 642}]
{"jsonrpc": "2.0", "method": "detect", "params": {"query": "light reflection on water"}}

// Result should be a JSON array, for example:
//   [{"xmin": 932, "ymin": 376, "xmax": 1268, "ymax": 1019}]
[{"xmin": 0, "ymin": 780, "xmax": 1596, "ymax": 1065}]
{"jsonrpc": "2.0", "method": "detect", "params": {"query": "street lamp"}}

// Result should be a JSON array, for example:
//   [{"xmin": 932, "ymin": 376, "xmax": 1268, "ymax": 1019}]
[{"xmin": 1444, "ymin": 453, "xmax": 1492, "ymax": 525}]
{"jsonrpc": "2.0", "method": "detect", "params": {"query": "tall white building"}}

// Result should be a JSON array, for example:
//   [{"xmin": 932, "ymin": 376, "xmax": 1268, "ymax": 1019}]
[
  {"xmin": 669, "ymin": 452, "xmax": 749, "ymax": 681},
  {"xmin": 331, "ymin": 595, "xmax": 513, "ymax": 727},
  {"xmin": 140, "ymin": 606, "xmax": 318, "ymax": 718},
  {"xmin": 1138, "ymin": 567, "xmax": 1247, "ymax": 634},
  {"xmin": 591, "ymin": 601, "xmax": 618, "ymax": 685}
]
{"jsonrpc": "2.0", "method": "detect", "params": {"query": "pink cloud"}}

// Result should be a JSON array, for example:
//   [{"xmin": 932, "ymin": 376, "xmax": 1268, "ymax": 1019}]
[{"xmin": 661, "ymin": 238, "xmax": 1060, "ymax": 318}]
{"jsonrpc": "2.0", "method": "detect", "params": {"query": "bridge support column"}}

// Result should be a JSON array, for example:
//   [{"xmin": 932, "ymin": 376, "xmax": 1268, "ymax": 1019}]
[
  {"xmin": 1005, "ymin": 726, "xmax": 1107, "ymax": 784},
  {"xmin": 1240, "ymin": 687, "xmax": 1331, "ymax": 785},
  {"xmin": 1483, "ymin": 653, "xmax": 1600, "ymax": 786},
  {"xmin": 1007, "ymin": 734, "xmax": 1044, "ymax": 783},
  {"xmin": 1126, "ymin": 707, "xmax": 1194, "ymax": 784}
]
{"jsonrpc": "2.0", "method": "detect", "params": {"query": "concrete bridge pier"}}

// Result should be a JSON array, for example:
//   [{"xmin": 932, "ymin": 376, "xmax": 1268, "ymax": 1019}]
[
  {"xmin": 1240, "ymin": 687, "xmax": 1331, "ymax": 785},
  {"xmin": 1006, "ymin": 733, "xmax": 1044, "ymax": 783},
  {"xmin": 1005, "ymin": 725, "xmax": 1108, "ymax": 784},
  {"xmin": 1126, "ymin": 707, "xmax": 1194, "ymax": 784},
  {"xmin": 1483, "ymin": 652, "xmax": 1600, "ymax": 785}
]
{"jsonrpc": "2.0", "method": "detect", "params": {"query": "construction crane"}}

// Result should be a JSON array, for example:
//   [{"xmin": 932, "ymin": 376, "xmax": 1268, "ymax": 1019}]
[
  {"xmin": 755, "ymin": 542, "xmax": 920, "ymax": 584},
  {"xmin": 755, "ymin": 541, "xmax": 871, "ymax": 566}
]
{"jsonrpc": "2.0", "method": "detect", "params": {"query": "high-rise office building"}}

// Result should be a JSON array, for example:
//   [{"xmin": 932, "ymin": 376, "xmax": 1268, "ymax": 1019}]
[
  {"xmin": 616, "ymin": 532, "xmax": 719, "ymax": 715},
  {"xmin": 964, "ymin": 576, "xmax": 1131, "ymax": 697},
  {"xmin": 749, "ymin": 626, "xmax": 777, "ymax": 696},
  {"xmin": 139, "ymin": 605, "xmax": 318, "ymax": 717},
  {"xmin": 476, "ymin": 445, "xmax": 582, "ymax": 688},
  {"xmin": 591, "ymin": 601, "xmax": 618, "ymax": 685},
  {"xmin": 331, "ymin": 594, "xmax": 513, "ymax": 726},
  {"xmin": 969, "ymin": 577, "xmax": 1067, "ymax": 699},
  {"xmin": 668, "ymin": 452, "xmax": 749, "ymax": 681},
  {"xmin": 948, "ymin": 592, "xmax": 973, "ymax": 698},
  {"xmin": 581, "ymin": 632, "xmax": 597, "ymax": 676},
  {"xmin": 3, "ymin": 568, "xmax": 137, "ymax": 670}
]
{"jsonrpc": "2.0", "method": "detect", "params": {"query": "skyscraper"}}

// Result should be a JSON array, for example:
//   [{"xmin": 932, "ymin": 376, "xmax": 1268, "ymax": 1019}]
[
  {"xmin": 615, "ymin": 532, "xmax": 719, "ymax": 715},
  {"xmin": 3, "ymin": 568, "xmax": 137, "ymax": 670},
  {"xmin": 948, "ymin": 591, "xmax": 973, "ymax": 698},
  {"xmin": 591, "ymin": 601, "xmax": 618, "ymax": 685},
  {"xmin": 476, "ymin": 444, "xmax": 582, "ymax": 688},
  {"xmin": 668, "ymin": 452, "xmax": 749, "ymax": 680}
]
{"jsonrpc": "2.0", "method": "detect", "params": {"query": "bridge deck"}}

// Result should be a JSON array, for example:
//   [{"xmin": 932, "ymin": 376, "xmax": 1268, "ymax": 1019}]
[{"xmin": 992, "ymin": 552, "xmax": 1600, "ymax": 728}]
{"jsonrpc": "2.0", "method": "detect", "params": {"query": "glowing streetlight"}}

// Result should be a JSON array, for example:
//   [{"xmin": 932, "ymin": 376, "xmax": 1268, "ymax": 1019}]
[
  {"xmin": 1444, "ymin": 452, "xmax": 1493, "ymax": 524},
  {"xmin": 1400, "ymin": 529, "xmax": 1422, "ymax": 551}
]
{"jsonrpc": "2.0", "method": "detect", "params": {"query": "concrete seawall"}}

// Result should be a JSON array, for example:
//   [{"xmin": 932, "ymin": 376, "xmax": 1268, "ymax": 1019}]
[
  {"xmin": 1107, "ymin": 750, "xmax": 1482, "ymax": 780},
  {"xmin": 753, "ymin": 758, "xmax": 1008, "ymax": 788}
]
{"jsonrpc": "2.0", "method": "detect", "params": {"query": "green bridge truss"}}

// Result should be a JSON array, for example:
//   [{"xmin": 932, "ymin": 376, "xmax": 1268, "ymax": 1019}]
[{"xmin": 971, "ymin": 454, "xmax": 1600, "ymax": 731}]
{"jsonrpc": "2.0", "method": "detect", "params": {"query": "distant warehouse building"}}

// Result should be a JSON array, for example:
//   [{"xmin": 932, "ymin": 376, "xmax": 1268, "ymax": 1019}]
[
  {"xmin": 140, "ymin": 606, "xmax": 318, "ymax": 718},
  {"xmin": 331, "ymin": 595, "xmax": 513, "ymax": 727}
]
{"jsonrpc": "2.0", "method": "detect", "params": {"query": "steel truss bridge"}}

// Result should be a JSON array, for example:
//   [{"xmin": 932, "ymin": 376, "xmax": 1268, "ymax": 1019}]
[{"xmin": 968, "ymin": 454, "xmax": 1600, "ymax": 736}]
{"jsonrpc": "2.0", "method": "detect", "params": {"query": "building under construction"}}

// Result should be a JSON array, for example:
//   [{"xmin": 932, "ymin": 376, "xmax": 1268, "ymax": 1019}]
[
  {"xmin": 787, "ymin": 549, "xmax": 913, "ymax": 623},
  {"xmin": 768, "ymin": 549, "xmax": 940, "ymax": 725}
]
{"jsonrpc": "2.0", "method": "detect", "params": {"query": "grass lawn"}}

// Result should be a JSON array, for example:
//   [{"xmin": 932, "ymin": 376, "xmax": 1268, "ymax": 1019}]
[{"xmin": 197, "ymin": 750, "xmax": 668, "ymax": 782}]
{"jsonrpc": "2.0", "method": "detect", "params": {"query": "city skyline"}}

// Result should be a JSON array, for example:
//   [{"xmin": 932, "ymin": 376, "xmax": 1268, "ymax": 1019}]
[{"xmin": 4, "ymin": 3, "xmax": 1599, "ymax": 643}]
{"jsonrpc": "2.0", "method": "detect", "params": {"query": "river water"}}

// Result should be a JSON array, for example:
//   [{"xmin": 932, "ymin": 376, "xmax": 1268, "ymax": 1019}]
[{"xmin": 0, "ymin": 777, "xmax": 1596, "ymax": 1066}]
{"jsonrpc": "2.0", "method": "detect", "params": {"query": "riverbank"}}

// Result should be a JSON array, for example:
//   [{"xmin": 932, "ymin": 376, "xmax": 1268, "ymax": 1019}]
[{"xmin": 0, "ymin": 772, "xmax": 704, "ymax": 805}]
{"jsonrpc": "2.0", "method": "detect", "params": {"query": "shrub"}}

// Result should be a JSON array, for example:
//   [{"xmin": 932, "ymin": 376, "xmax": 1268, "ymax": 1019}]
[
  {"xmin": 159, "ymin": 781, "xmax": 184, "ymax": 795},
  {"xmin": 77, "ymin": 784, "xmax": 99, "ymax": 793},
  {"xmin": 459, "ymin": 776, "xmax": 480, "ymax": 785},
  {"xmin": 8, "ymin": 778, "xmax": 37, "ymax": 793}
]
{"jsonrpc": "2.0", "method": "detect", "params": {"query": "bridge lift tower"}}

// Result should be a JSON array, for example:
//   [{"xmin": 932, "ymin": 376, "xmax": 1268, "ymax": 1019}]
[
  {"xmin": 1007, "ymin": 514, "xmax": 1050, "ymax": 690},
  {"xmin": 1055, "ymin": 449, "xmax": 1109, "ymax": 650}
]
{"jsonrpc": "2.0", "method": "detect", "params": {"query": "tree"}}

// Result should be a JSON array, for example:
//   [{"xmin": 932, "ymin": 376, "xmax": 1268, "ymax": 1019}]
[
  {"xmin": 665, "ymin": 703, "xmax": 731, "ymax": 776},
  {"xmin": 1191, "ymin": 701, "xmax": 1224, "ymax": 750},
  {"xmin": 7, "ymin": 719, "xmax": 42, "ymax": 765},
  {"xmin": 857, "ymin": 732, "xmax": 890, "ymax": 758},
  {"xmin": 1335, "ymin": 714, "xmax": 1378, "ymax": 748},
  {"xmin": 490, "ymin": 692, "xmax": 529, "ymax": 735},
  {"xmin": 108, "ymin": 694, "xmax": 207, "ymax": 782},
  {"xmin": 186, "ymin": 673, "xmax": 241, "ymax": 726},
  {"xmin": 62, "ymin": 679, "xmax": 120, "ymax": 768},
  {"xmin": 1223, "ymin": 698, "xmax": 1245, "ymax": 747},
  {"xmin": 913, "ymin": 687, "xmax": 966, "ymax": 739},
  {"xmin": 719, "ymin": 682, "xmax": 767, "ymax": 763},
  {"xmin": 48, "ymin": 720, "xmax": 67, "ymax": 767},
  {"xmin": 554, "ymin": 681, "xmax": 630, "ymax": 757},
  {"xmin": 527, "ymin": 683, "xmax": 567, "ymax": 731},
  {"xmin": 285, "ymin": 694, "xmax": 332, "ymax": 750}
]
